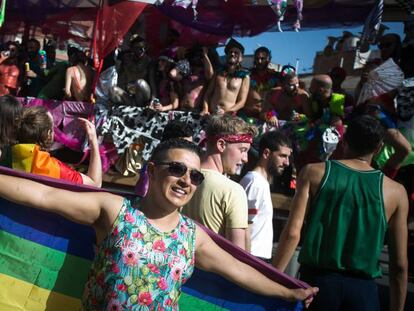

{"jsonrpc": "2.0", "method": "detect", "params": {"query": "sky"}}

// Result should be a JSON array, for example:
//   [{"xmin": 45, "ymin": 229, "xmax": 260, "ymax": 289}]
[{"xmin": 218, "ymin": 22, "xmax": 404, "ymax": 74}]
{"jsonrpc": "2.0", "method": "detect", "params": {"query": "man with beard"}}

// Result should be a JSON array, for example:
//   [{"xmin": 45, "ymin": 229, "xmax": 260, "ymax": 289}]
[
  {"xmin": 263, "ymin": 73, "xmax": 310, "ymax": 127},
  {"xmin": 240, "ymin": 47, "xmax": 279, "ymax": 120},
  {"xmin": 202, "ymin": 39, "xmax": 250, "ymax": 115},
  {"xmin": 307, "ymin": 75, "xmax": 344, "ymax": 126},
  {"xmin": 240, "ymin": 131, "xmax": 292, "ymax": 263},
  {"xmin": 182, "ymin": 115, "xmax": 257, "ymax": 250}
]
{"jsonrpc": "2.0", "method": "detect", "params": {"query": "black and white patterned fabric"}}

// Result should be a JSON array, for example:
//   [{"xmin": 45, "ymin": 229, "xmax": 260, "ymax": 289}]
[{"xmin": 100, "ymin": 106, "xmax": 207, "ymax": 160}]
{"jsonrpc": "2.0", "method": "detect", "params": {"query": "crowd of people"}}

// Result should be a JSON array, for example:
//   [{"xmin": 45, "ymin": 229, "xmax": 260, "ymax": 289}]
[{"xmin": 0, "ymin": 20, "xmax": 413, "ymax": 311}]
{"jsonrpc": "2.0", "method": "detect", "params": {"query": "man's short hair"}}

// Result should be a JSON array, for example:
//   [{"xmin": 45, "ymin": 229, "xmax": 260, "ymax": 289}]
[
  {"xmin": 254, "ymin": 46, "xmax": 271, "ymax": 60},
  {"xmin": 162, "ymin": 120, "xmax": 194, "ymax": 142},
  {"xmin": 344, "ymin": 115, "xmax": 385, "ymax": 156},
  {"xmin": 205, "ymin": 115, "xmax": 257, "ymax": 139},
  {"xmin": 224, "ymin": 38, "xmax": 245, "ymax": 55},
  {"xmin": 150, "ymin": 139, "xmax": 202, "ymax": 163},
  {"xmin": 258, "ymin": 131, "xmax": 291, "ymax": 156}
]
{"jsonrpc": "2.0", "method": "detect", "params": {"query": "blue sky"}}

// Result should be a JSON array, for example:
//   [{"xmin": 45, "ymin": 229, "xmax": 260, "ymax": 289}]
[{"xmin": 218, "ymin": 22, "xmax": 404, "ymax": 74}]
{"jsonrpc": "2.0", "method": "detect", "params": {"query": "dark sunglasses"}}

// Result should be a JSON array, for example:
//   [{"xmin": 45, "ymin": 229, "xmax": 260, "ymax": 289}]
[{"xmin": 155, "ymin": 161, "xmax": 204, "ymax": 186}]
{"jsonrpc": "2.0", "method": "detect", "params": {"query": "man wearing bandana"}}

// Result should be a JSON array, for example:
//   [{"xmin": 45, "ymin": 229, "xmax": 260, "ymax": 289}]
[
  {"xmin": 182, "ymin": 115, "xmax": 257, "ymax": 250},
  {"xmin": 201, "ymin": 39, "xmax": 250, "ymax": 115}
]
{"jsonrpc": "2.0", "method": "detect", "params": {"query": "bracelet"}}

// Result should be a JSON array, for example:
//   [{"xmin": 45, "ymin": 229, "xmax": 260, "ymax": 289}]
[{"xmin": 265, "ymin": 110, "xmax": 278, "ymax": 121}]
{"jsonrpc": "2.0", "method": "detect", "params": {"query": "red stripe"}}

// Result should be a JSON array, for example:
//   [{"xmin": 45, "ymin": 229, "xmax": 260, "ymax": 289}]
[{"xmin": 248, "ymin": 209, "xmax": 258, "ymax": 215}]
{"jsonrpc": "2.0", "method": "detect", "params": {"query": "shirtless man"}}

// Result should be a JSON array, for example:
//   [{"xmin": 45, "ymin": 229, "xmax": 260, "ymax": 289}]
[
  {"xmin": 240, "ymin": 46, "xmax": 279, "ymax": 119},
  {"xmin": 179, "ymin": 47, "xmax": 214, "ymax": 112},
  {"xmin": 263, "ymin": 73, "xmax": 310, "ymax": 126},
  {"xmin": 202, "ymin": 39, "xmax": 250, "ymax": 115}
]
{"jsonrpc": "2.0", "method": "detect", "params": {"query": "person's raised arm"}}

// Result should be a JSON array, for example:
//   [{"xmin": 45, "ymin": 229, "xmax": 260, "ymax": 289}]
[
  {"xmin": 228, "ymin": 75, "xmax": 250, "ymax": 112},
  {"xmin": 0, "ymin": 172, "xmax": 122, "ymax": 229},
  {"xmin": 195, "ymin": 225, "xmax": 318, "ymax": 307},
  {"xmin": 202, "ymin": 47, "xmax": 214, "ymax": 81},
  {"xmin": 272, "ymin": 164, "xmax": 312, "ymax": 271},
  {"xmin": 387, "ymin": 183, "xmax": 408, "ymax": 311},
  {"xmin": 78, "ymin": 118, "xmax": 102, "ymax": 187}
]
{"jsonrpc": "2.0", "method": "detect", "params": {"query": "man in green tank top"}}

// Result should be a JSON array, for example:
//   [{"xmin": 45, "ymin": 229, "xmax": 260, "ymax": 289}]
[{"xmin": 273, "ymin": 115, "xmax": 408, "ymax": 311}]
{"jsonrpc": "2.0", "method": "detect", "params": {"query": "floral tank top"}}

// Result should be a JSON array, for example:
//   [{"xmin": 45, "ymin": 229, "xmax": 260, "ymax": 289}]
[{"xmin": 82, "ymin": 198, "xmax": 196, "ymax": 310}]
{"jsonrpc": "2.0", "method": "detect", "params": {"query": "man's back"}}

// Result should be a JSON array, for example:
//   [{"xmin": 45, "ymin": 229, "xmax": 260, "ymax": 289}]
[
  {"xmin": 300, "ymin": 160, "xmax": 387, "ymax": 278},
  {"xmin": 297, "ymin": 159, "xmax": 408, "ymax": 310},
  {"xmin": 182, "ymin": 169, "xmax": 248, "ymax": 236}
]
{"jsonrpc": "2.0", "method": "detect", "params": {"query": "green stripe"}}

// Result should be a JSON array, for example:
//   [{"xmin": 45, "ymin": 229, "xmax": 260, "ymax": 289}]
[
  {"xmin": 0, "ymin": 230, "xmax": 92, "ymax": 298},
  {"xmin": 179, "ymin": 292, "xmax": 228, "ymax": 310}
]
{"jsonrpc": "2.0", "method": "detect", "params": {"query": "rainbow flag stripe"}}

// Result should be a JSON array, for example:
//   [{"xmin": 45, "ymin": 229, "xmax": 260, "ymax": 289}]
[
  {"xmin": 0, "ymin": 167, "xmax": 305, "ymax": 310},
  {"xmin": 10, "ymin": 144, "xmax": 83, "ymax": 184}
]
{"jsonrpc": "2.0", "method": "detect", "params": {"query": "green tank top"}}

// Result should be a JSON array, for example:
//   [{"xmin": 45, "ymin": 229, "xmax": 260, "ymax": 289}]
[{"xmin": 298, "ymin": 160, "xmax": 387, "ymax": 278}]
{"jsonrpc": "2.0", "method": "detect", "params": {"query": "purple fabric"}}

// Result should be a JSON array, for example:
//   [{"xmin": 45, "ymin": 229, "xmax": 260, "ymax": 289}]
[
  {"xmin": 157, "ymin": 0, "xmax": 376, "ymax": 35},
  {"xmin": 16, "ymin": 97, "xmax": 94, "ymax": 151}
]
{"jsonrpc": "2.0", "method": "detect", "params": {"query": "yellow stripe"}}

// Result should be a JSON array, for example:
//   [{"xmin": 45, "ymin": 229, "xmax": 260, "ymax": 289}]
[
  {"xmin": 0, "ymin": 273, "xmax": 81, "ymax": 311},
  {"xmin": 11, "ymin": 144, "xmax": 35, "ymax": 173}
]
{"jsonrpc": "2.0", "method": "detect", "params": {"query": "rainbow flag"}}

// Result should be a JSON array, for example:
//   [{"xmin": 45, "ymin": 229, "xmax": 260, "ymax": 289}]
[
  {"xmin": 0, "ymin": 166, "xmax": 306, "ymax": 310},
  {"xmin": 10, "ymin": 144, "xmax": 83, "ymax": 184}
]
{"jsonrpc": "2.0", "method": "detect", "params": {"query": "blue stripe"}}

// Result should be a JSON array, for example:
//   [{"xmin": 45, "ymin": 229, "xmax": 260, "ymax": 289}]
[
  {"xmin": 182, "ymin": 269, "xmax": 303, "ymax": 311},
  {"xmin": 0, "ymin": 198, "xmax": 95, "ymax": 260}
]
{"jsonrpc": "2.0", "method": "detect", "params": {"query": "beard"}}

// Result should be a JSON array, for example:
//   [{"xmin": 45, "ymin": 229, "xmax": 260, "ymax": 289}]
[
  {"xmin": 268, "ymin": 164, "xmax": 284, "ymax": 176},
  {"xmin": 255, "ymin": 63, "xmax": 268, "ymax": 70}
]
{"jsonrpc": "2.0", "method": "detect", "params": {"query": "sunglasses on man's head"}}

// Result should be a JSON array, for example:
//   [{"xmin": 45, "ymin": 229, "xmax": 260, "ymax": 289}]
[{"xmin": 155, "ymin": 161, "xmax": 204, "ymax": 186}]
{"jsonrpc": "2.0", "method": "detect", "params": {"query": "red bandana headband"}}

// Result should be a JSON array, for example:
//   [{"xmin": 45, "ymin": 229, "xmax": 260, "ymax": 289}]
[{"xmin": 210, "ymin": 134, "xmax": 253, "ymax": 144}]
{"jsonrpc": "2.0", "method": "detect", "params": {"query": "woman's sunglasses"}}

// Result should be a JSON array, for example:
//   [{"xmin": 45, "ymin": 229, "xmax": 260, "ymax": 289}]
[{"xmin": 155, "ymin": 161, "xmax": 204, "ymax": 186}]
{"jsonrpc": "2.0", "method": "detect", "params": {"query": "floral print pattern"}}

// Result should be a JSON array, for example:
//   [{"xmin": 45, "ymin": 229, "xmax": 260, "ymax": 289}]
[{"xmin": 82, "ymin": 198, "xmax": 196, "ymax": 310}]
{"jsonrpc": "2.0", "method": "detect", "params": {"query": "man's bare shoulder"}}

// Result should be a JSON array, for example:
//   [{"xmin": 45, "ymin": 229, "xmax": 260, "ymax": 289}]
[
  {"xmin": 383, "ymin": 174, "xmax": 408, "ymax": 199},
  {"xmin": 301, "ymin": 162, "xmax": 326, "ymax": 177}
]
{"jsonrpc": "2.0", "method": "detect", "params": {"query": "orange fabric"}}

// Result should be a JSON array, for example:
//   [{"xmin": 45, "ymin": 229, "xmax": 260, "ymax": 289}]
[
  {"xmin": 12, "ymin": 144, "xmax": 83, "ymax": 184},
  {"xmin": 31, "ymin": 145, "xmax": 61, "ymax": 179}
]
